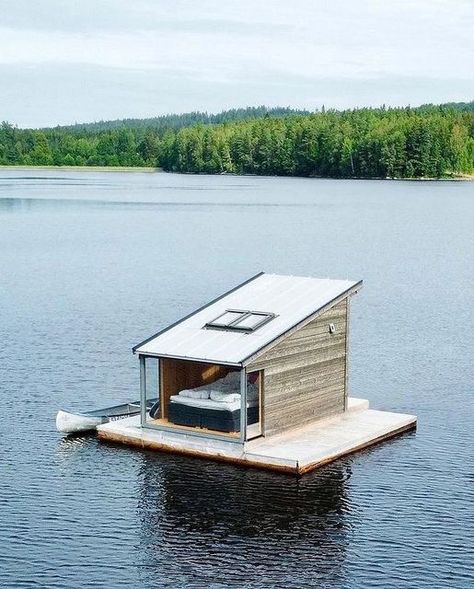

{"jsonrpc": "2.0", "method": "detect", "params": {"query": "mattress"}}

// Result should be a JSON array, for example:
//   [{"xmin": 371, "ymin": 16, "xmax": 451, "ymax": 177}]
[{"xmin": 168, "ymin": 395, "xmax": 259, "ymax": 432}]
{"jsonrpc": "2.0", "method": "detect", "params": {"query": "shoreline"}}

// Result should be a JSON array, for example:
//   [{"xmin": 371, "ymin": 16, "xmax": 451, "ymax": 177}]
[
  {"xmin": 0, "ymin": 165, "xmax": 160, "ymax": 173},
  {"xmin": 0, "ymin": 165, "xmax": 472, "ymax": 181}
]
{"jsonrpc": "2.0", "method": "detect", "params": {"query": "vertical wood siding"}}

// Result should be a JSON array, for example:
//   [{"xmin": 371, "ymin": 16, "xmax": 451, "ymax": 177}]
[{"xmin": 247, "ymin": 300, "xmax": 348, "ymax": 437}]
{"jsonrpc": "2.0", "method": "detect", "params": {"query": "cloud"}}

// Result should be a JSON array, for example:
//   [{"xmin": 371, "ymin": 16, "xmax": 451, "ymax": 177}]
[
  {"xmin": 0, "ymin": 0, "xmax": 472, "ymax": 126},
  {"xmin": 2, "ymin": 62, "xmax": 472, "ymax": 128},
  {"xmin": 0, "ymin": 0, "xmax": 297, "ymax": 34}
]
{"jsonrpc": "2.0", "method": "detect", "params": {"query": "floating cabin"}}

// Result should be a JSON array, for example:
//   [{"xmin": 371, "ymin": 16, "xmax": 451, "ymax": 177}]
[{"xmin": 98, "ymin": 273, "xmax": 417, "ymax": 474}]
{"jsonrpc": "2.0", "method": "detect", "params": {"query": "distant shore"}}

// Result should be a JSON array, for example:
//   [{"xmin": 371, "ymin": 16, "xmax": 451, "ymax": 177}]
[
  {"xmin": 0, "ymin": 165, "xmax": 160, "ymax": 173},
  {"xmin": 0, "ymin": 165, "xmax": 472, "ymax": 180}
]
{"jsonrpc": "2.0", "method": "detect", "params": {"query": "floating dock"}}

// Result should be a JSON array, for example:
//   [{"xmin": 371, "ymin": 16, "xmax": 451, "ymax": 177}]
[{"xmin": 97, "ymin": 398, "xmax": 416, "ymax": 475}]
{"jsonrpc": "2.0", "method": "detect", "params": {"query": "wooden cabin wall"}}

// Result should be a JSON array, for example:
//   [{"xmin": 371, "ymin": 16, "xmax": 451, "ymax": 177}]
[
  {"xmin": 246, "ymin": 299, "xmax": 348, "ymax": 437},
  {"xmin": 159, "ymin": 359, "xmax": 232, "ymax": 418}
]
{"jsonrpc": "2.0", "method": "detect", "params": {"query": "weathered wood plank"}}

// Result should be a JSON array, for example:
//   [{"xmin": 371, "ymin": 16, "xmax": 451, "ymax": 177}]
[
  {"xmin": 344, "ymin": 297, "xmax": 350, "ymax": 411},
  {"xmin": 248, "ymin": 300, "xmax": 347, "ymax": 436}
]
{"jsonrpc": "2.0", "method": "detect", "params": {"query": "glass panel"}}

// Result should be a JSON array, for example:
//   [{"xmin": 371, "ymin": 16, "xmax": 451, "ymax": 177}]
[
  {"xmin": 210, "ymin": 310, "xmax": 244, "ymax": 327},
  {"xmin": 235, "ymin": 313, "xmax": 269, "ymax": 330},
  {"xmin": 206, "ymin": 309, "xmax": 274, "ymax": 332},
  {"xmin": 144, "ymin": 357, "xmax": 160, "ymax": 421},
  {"xmin": 147, "ymin": 360, "xmax": 242, "ymax": 437},
  {"xmin": 246, "ymin": 370, "xmax": 262, "ymax": 439},
  {"xmin": 145, "ymin": 357, "xmax": 158, "ymax": 399}
]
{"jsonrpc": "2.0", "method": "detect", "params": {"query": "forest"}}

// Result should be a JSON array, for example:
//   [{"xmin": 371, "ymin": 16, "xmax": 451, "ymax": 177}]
[{"xmin": 0, "ymin": 103, "xmax": 473, "ymax": 178}]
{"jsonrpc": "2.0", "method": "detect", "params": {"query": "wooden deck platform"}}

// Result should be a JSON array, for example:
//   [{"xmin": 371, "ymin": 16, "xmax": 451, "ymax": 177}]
[{"xmin": 97, "ymin": 398, "xmax": 416, "ymax": 475}]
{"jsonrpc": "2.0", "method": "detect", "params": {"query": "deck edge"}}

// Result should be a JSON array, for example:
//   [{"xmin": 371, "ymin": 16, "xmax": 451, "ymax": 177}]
[
  {"xmin": 97, "ymin": 428, "xmax": 299, "ymax": 474},
  {"xmin": 97, "ymin": 412, "xmax": 417, "ymax": 476},
  {"xmin": 296, "ymin": 417, "xmax": 417, "ymax": 475}
]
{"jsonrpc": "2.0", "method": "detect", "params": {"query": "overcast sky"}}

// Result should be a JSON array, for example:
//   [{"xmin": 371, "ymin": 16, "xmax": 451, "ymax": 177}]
[{"xmin": 1, "ymin": 0, "xmax": 473, "ymax": 127}]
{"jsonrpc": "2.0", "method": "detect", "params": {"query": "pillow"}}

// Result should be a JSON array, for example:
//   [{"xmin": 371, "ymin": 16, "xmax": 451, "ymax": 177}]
[
  {"xmin": 210, "ymin": 391, "xmax": 241, "ymax": 403},
  {"xmin": 179, "ymin": 388, "xmax": 210, "ymax": 400}
]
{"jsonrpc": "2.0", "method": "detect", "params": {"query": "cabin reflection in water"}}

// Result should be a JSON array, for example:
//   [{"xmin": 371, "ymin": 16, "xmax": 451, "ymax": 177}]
[{"xmin": 136, "ymin": 452, "xmax": 351, "ymax": 586}]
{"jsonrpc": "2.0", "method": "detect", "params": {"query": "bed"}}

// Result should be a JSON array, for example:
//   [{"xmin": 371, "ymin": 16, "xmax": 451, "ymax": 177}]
[{"xmin": 167, "ymin": 374, "xmax": 259, "ymax": 433}]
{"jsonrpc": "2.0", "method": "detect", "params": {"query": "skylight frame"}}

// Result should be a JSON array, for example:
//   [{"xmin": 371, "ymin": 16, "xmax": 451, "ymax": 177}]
[{"xmin": 205, "ymin": 309, "xmax": 276, "ymax": 332}]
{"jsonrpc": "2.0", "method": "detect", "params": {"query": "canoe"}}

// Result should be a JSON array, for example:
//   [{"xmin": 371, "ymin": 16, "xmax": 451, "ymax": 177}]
[{"xmin": 56, "ymin": 399, "xmax": 157, "ymax": 435}]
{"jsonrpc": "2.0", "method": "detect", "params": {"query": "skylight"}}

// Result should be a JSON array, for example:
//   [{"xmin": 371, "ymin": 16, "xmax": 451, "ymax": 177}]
[{"xmin": 205, "ymin": 309, "xmax": 276, "ymax": 332}]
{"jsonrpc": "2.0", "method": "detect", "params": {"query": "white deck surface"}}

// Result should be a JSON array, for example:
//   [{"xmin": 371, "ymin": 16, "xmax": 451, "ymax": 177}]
[{"xmin": 97, "ymin": 398, "xmax": 416, "ymax": 474}]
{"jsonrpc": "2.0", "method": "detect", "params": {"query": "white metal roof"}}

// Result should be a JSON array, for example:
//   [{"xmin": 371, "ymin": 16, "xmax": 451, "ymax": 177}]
[{"xmin": 134, "ymin": 273, "xmax": 362, "ymax": 366}]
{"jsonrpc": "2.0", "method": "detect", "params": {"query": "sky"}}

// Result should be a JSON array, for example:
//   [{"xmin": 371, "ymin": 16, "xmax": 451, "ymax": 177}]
[{"xmin": 1, "ymin": 0, "xmax": 473, "ymax": 128}]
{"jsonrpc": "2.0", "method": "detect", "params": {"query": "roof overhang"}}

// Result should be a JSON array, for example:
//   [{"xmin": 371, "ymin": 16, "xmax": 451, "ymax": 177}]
[{"xmin": 135, "ymin": 351, "xmax": 243, "ymax": 368}]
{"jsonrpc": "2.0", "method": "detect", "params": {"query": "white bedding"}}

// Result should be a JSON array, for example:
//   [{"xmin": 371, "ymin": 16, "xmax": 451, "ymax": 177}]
[
  {"xmin": 175, "ymin": 372, "xmax": 258, "ymax": 405},
  {"xmin": 209, "ymin": 391, "xmax": 241, "ymax": 402},
  {"xmin": 179, "ymin": 388, "xmax": 213, "ymax": 400},
  {"xmin": 169, "ymin": 394, "xmax": 258, "ymax": 411}
]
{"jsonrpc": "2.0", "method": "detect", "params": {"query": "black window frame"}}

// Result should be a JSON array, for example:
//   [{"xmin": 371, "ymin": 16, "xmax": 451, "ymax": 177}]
[{"xmin": 205, "ymin": 309, "xmax": 276, "ymax": 332}]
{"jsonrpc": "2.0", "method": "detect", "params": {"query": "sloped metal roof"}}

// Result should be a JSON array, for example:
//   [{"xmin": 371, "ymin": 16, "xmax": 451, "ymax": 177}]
[{"xmin": 133, "ymin": 273, "xmax": 362, "ymax": 366}]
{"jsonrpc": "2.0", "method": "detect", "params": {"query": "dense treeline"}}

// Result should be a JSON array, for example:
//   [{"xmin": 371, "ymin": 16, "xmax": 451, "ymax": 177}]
[
  {"xmin": 57, "ymin": 106, "xmax": 309, "ymax": 133},
  {"xmin": 418, "ymin": 101, "xmax": 474, "ymax": 114},
  {"xmin": 0, "ymin": 103, "xmax": 473, "ymax": 178},
  {"xmin": 161, "ymin": 107, "xmax": 474, "ymax": 177}
]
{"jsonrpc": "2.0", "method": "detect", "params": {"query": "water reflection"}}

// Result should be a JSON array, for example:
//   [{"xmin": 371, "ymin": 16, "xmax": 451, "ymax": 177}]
[
  {"xmin": 54, "ymin": 433, "xmax": 102, "ymax": 471},
  {"xmin": 136, "ymin": 452, "xmax": 352, "ymax": 587},
  {"xmin": 56, "ymin": 432, "xmax": 97, "ymax": 454},
  {"xmin": 0, "ymin": 197, "xmax": 128, "ymax": 211},
  {"xmin": 0, "ymin": 195, "xmax": 325, "ymax": 211}
]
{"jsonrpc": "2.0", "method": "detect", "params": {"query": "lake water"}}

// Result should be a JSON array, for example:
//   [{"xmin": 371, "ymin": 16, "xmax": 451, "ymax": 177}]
[{"xmin": 1, "ymin": 170, "xmax": 473, "ymax": 589}]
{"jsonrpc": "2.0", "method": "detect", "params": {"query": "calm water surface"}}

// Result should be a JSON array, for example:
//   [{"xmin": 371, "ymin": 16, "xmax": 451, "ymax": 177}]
[{"xmin": 0, "ymin": 170, "xmax": 473, "ymax": 588}]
